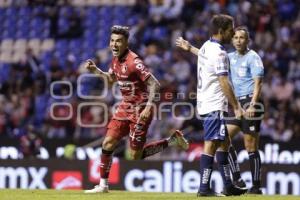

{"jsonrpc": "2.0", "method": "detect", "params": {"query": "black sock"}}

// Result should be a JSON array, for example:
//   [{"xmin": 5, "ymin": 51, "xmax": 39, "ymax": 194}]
[
  {"xmin": 249, "ymin": 151, "xmax": 261, "ymax": 187},
  {"xmin": 228, "ymin": 145, "xmax": 241, "ymax": 181}
]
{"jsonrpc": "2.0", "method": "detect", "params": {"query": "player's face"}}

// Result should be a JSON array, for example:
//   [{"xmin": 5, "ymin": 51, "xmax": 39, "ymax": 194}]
[
  {"xmin": 110, "ymin": 33, "xmax": 128, "ymax": 58},
  {"xmin": 223, "ymin": 23, "xmax": 234, "ymax": 44},
  {"xmin": 232, "ymin": 30, "xmax": 248, "ymax": 53}
]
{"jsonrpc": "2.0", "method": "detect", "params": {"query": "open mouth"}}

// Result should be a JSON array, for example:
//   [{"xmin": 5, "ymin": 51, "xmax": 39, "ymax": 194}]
[{"xmin": 112, "ymin": 49, "xmax": 119, "ymax": 54}]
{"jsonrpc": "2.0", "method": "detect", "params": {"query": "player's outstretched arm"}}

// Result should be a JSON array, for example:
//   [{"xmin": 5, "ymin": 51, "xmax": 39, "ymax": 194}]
[
  {"xmin": 84, "ymin": 59, "xmax": 116, "ymax": 83},
  {"xmin": 175, "ymin": 37, "xmax": 199, "ymax": 56}
]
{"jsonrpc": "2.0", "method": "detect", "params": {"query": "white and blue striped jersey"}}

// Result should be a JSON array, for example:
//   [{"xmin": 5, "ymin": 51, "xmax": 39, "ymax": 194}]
[
  {"xmin": 228, "ymin": 50, "xmax": 264, "ymax": 97},
  {"xmin": 197, "ymin": 39, "xmax": 229, "ymax": 115}
]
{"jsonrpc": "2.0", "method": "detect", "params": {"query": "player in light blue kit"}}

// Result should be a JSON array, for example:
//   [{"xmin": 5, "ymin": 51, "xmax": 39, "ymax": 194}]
[
  {"xmin": 176, "ymin": 15, "xmax": 247, "ymax": 197},
  {"xmin": 226, "ymin": 26, "xmax": 264, "ymax": 194}
]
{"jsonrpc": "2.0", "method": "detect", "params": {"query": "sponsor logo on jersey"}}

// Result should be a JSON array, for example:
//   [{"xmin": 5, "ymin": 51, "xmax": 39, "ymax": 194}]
[{"xmin": 121, "ymin": 64, "xmax": 128, "ymax": 73}]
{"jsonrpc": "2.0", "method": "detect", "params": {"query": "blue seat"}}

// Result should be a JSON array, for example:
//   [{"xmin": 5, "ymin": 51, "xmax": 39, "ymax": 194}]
[
  {"xmin": 0, "ymin": 13, "xmax": 4, "ymax": 21},
  {"xmin": 3, "ymin": 19, "xmax": 11, "ymax": 28},
  {"xmin": 58, "ymin": 59, "xmax": 66, "ymax": 68},
  {"xmin": 1, "ymin": 30, "xmax": 11, "ymax": 39},
  {"xmin": 19, "ymin": 20, "xmax": 30, "ymax": 28},
  {"xmin": 34, "ymin": 94, "xmax": 49, "ymax": 126},
  {"xmin": 19, "ymin": 7, "xmax": 31, "ymax": 16},
  {"xmin": 68, "ymin": 39, "xmax": 82, "ymax": 49},
  {"xmin": 33, "ymin": 6, "xmax": 45, "ymax": 15},
  {"xmin": 80, "ymin": 52, "xmax": 94, "ymax": 61},
  {"xmin": 113, "ymin": 6, "xmax": 126, "ymax": 15},
  {"xmin": 44, "ymin": 20, "xmax": 50, "ymax": 29},
  {"xmin": 6, "ymin": 16, "xmax": 17, "ymax": 25},
  {"xmin": 0, "ymin": 63, "xmax": 10, "ymax": 82},
  {"xmin": 7, "ymin": 27, "xmax": 16, "ymax": 38},
  {"xmin": 112, "ymin": 18, "xmax": 126, "ymax": 25},
  {"xmin": 41, "ymin": 29, "xmax": 49, "ymax": 39},
  {"xmin": 58, "ymin": 18, "xmax": 69, "ymax": 33},
  {"xmin": 59, "ymin": 6, "xmax": 73, "ymax": 16},
  {"xmin": 16, "ymin": 30, "xmax": 28, "ymax": 39},
  {"xmin": 54, "ymin": 49, "xmax": 68, "ymax": 59},
  {"xmin": 30, "ymin": 19, "xmax": 44, "ymax": 30},
  {"xmin": 5, "ymin": 7, "xmax": 15, "ymax": 16},
  {"xmin": 96, "ymin": 18, "xmax": 107, "ymax": 28},
  {"xmin": 87, "ymin": 7, "xmax": 97, "ymax": 14},
  {"xmin": 84, "ymin": 18, "xmax": 92, "ymax": 27},
  {"xmin": 56, "ymin": 40, "xmax": 68, "ymax": 47},
  {"xmin": 41, "ymin": 51, "xmax": 54, "ymax": 70},
  {"xmin": 127, "ymin": 15, "xmax": 138, "ymax": 26},
  {"xmin": 99, "ymin": 14, "xmax": 112, "ymax": 22},
  {"xmin": 0, "ymin": 8, "xmax": 4, "ymax": 16},
  {"xmin": 28, "ymin": 30, "xmax": 37, "ymax": 38},
  {"xmin": 99, "ymin": 6, "xmax": 113, "ymax": 16},
  {"xmin": 86, "ymin": 11, "xmax": 99, "ymax": 21},
  {"xmin": 83, "ymin": 30, "xmax": 96, "ymax": 39}
]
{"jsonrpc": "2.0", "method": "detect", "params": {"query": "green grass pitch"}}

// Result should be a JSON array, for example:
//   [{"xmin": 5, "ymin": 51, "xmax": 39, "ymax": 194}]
[{"xmin": 0, "ymin": 190, "xmax": 297, "ymax": 200}]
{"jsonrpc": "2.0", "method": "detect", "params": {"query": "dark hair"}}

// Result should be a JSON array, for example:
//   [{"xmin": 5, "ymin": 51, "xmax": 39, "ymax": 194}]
[
  {"xmin": 111, "ymin": 25, "xmax": 130, "ymax": 39},
  {"xmin": 234, "ymin": 26, "xmax": 250, "ymax": 40},
  {"xmin": 209, "ymin": 14, "xmax": 234, "ymax": 35}
]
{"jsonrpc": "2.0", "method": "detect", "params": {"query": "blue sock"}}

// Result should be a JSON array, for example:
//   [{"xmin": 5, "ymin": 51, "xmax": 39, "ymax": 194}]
[
  {"xmin": 199, "ymin": 154, "xmax": 214, "ymax": 192},
  {"xmin": 216, "ymin": 151, "xmax": 232, "ymax": 188}
]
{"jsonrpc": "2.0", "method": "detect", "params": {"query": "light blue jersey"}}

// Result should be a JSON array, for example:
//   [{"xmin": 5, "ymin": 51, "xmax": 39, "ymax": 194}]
[{"xmin": 228, "ymin": 50, "xmax": 264, "ymax": 97}]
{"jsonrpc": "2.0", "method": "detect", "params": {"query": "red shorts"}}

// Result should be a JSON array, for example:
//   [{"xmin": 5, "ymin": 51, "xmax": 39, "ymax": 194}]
[{"xmin": 107, "ymin": 117, "xmax": 152, "ymax": 150}]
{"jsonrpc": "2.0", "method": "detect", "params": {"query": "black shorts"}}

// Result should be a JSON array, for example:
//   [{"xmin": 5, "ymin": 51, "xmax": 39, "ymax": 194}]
[{"xmin": 226, "ymin": 94, "xmax": 264, "ymax": 134}]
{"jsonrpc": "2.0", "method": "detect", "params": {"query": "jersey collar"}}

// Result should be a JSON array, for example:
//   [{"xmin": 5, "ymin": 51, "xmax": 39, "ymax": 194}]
[
  {"xmin": 210, "ymin": 37, "xmax": 225, "ymax": 50},
  {"xmin": 236, "ymin": 47, "xmax": 250, "ymax": 56},
  {"xmin": 118, "ymin": 48, "xmax": 129, "ymax": 62}
]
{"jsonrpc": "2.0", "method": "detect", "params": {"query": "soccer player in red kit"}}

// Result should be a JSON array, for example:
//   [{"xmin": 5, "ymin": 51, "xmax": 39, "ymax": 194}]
[{"xmin": 84, "ymin": 25, "xmax": 189, "ymax": 193}]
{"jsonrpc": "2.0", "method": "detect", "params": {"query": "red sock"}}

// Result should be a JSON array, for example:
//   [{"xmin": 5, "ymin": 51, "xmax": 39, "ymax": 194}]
[
  {"xmin": 100, "ymin": 149, "xmax": 113, "ymax": 178},
  {"xmin": 142, "ymin": 139, "xmax": 168, "ymax": 158}
]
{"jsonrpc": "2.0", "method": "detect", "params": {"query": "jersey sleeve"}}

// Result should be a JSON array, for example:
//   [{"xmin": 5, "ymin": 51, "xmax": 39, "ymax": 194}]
[
  {"xmin": 250, "ymin": 54, "xmax": 264, "ymax": 78},
  {"xmin": 214, "ymin": 51, "xmax": 229, "ymax": 76},
  {"xmin": 132, "ymin": 58, "xmax": 151, "ymax": 82}
]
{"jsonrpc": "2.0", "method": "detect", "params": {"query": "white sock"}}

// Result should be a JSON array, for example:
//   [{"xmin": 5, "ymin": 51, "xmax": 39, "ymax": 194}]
[{"xmin": 99, "ymin": 178, "xmax": 108, "ymax": 187}]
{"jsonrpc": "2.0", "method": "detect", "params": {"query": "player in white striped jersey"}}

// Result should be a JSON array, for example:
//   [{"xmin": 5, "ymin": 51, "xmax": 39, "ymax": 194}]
[{"xmin": 176, "ymin": 14, "xmax": 247, "ymax": 196}]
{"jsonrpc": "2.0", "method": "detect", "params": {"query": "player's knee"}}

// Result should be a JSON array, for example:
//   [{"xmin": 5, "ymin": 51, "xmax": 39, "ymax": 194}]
[
  {"xmin": 102, "ymin": 138, "xmax": 117, "ymax": 151},
  {"xmin": 227, "ymin": 125, "xmax": 240, "ymax": 139},
  {"xmin": 219, "ymin": 139, "xmax": 230, "ymax": 151},
  {"xmin": 204, "ymin": 141, "xmax": 220, "ymax": 154},
  {"xmin": 244, "ymin": 137, "xmax": 257, "ymax": 152},
  {"xmin": 129, "ymin": 150, "xmax": 143, "ymax": 160}
]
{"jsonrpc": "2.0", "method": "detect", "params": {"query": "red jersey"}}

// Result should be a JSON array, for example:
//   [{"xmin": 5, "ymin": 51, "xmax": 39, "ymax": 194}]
[
  {"xmin": 109, "ymin": 49, "xmax": 151, "ymax": 104},
  {"xmin": 109, "ymin": 50, "xmax": 152, "ymax": 122}
]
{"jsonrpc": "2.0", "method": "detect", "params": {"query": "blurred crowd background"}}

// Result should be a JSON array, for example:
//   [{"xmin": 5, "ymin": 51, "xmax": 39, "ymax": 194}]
[{"xmin": 0, "ymin": 0, "xmax": 299, "ymax": 158}]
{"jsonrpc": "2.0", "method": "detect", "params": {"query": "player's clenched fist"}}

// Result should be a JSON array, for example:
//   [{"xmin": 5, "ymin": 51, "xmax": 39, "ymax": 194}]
[{"xmin": 84, "ymin": 59, "xmax": 97, "ymax": 72}]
